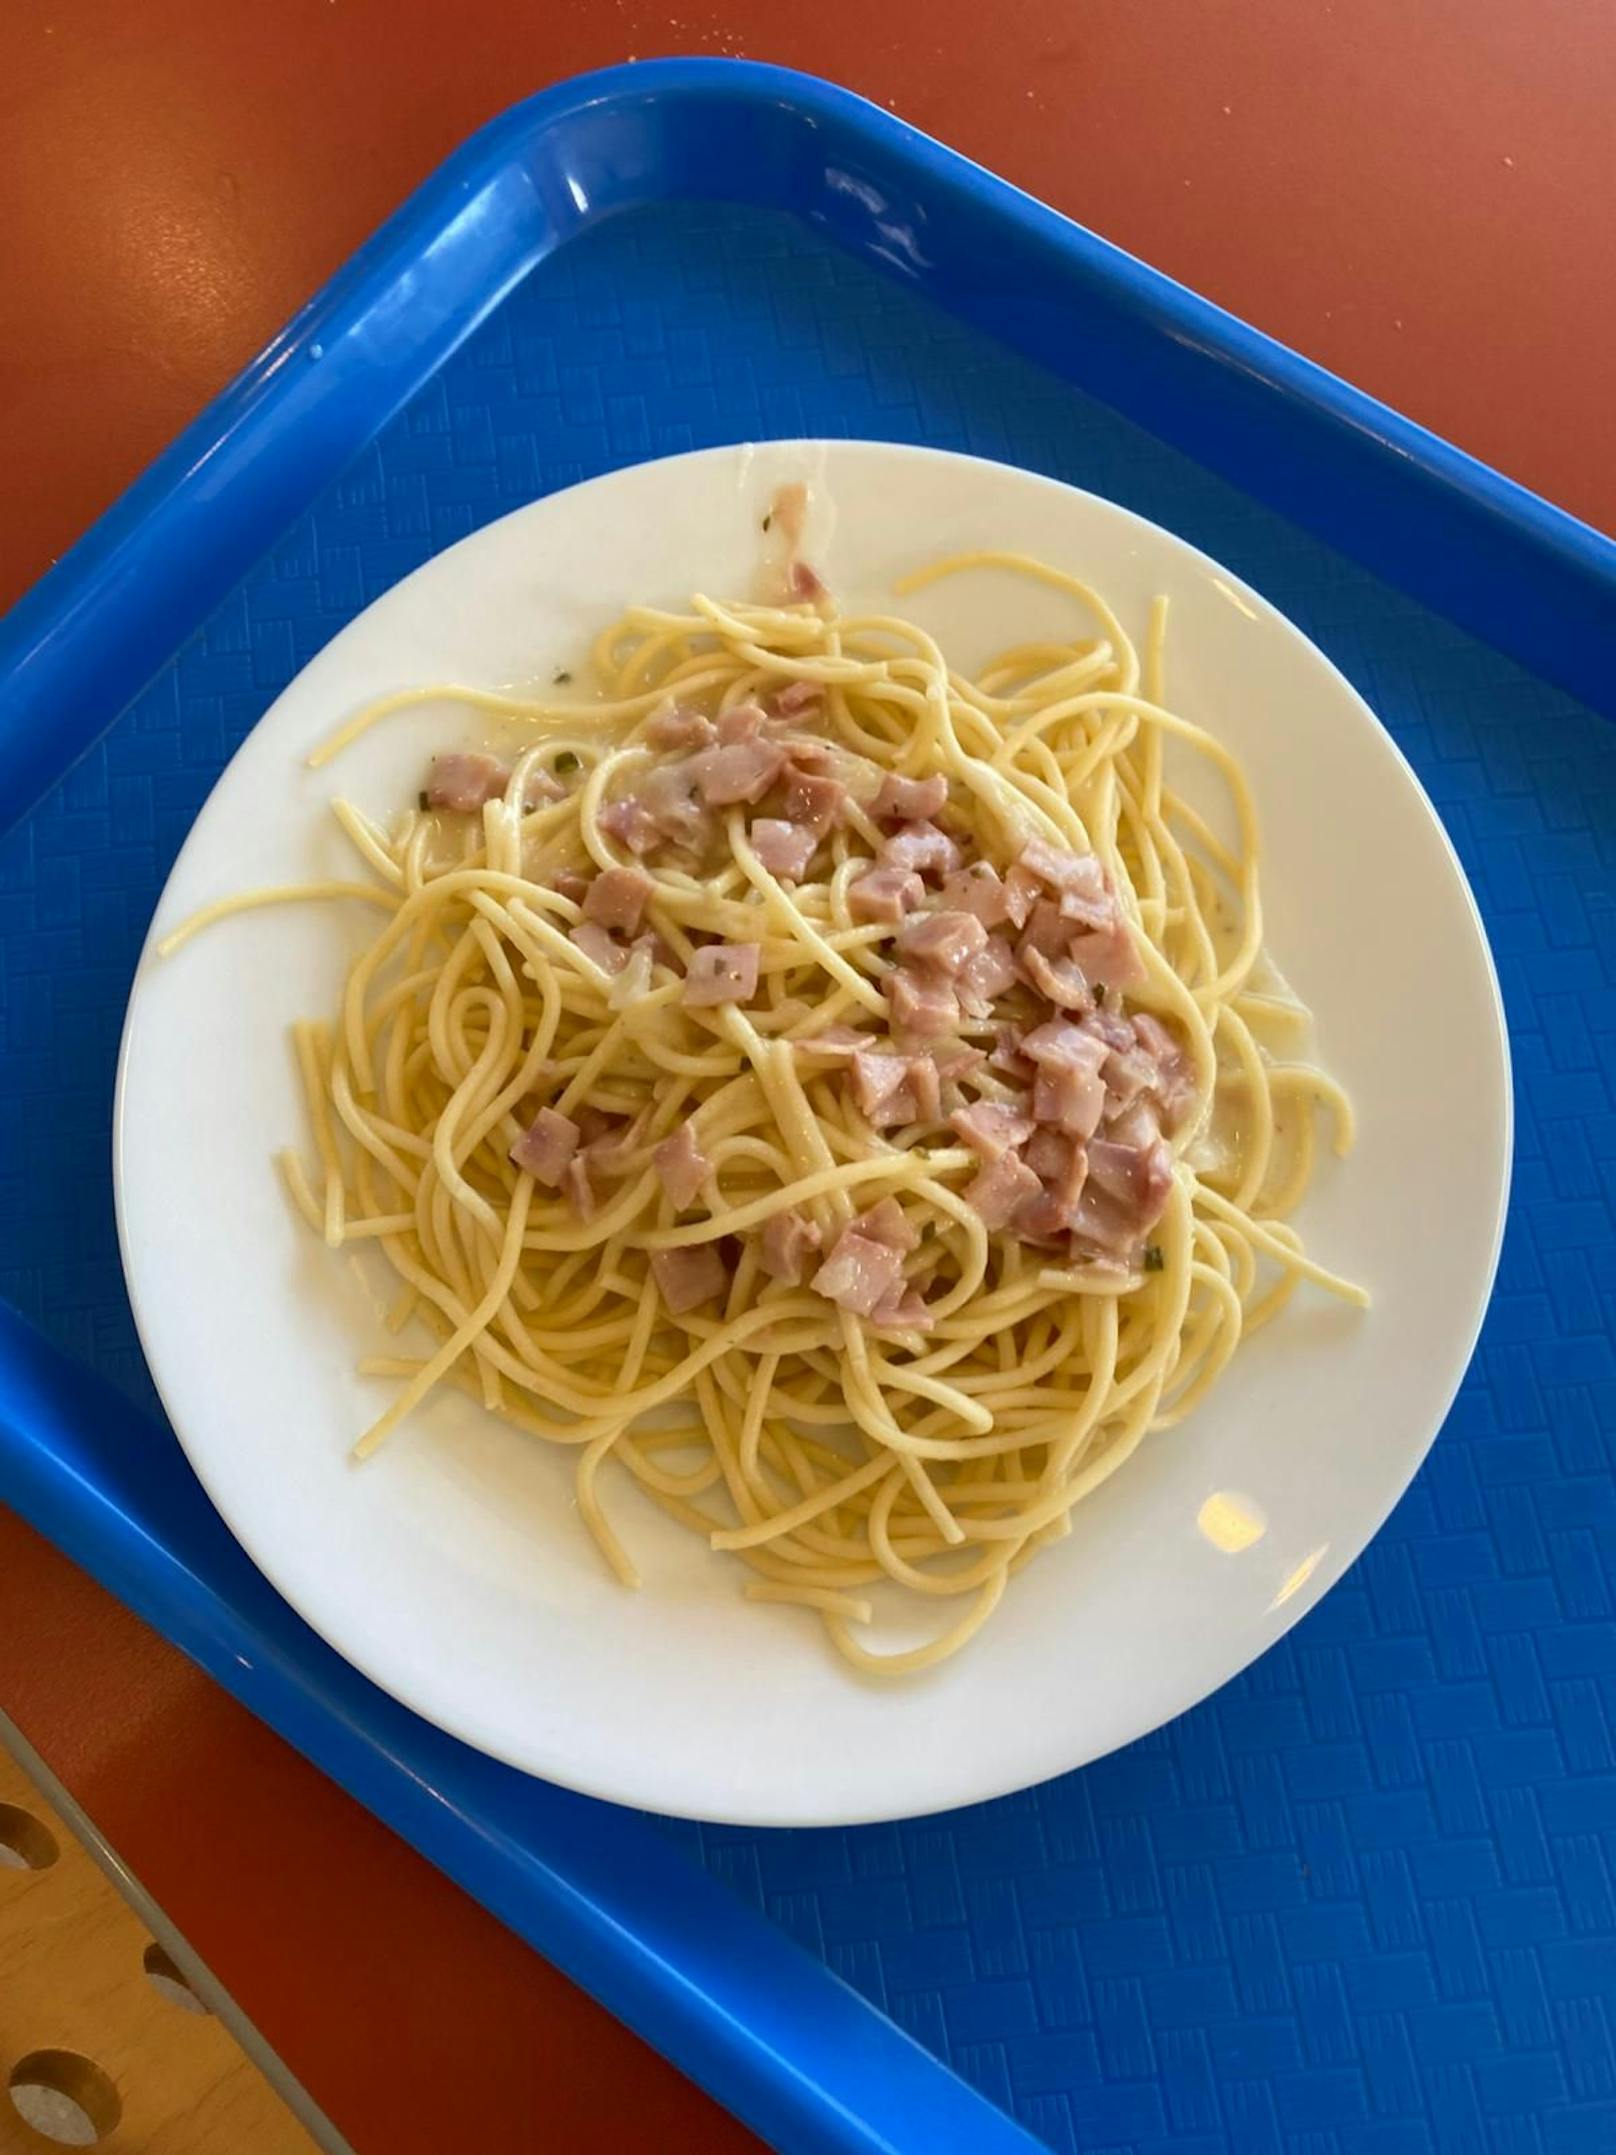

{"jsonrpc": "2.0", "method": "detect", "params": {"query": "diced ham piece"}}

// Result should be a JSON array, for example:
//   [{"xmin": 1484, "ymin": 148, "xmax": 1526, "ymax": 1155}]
[
  {"xmin": 1001, "ymin": 863, "xmax": 1042, "ymax": 929},
  {"xmin": 872, "ymin": 771, "xmax": 948, "ymax": 822},
  {"xmin": 1034, "ymin": 1060, "xmax": 1107, "ymax": 1139},
  {"xmin": 1060, "ymin": 852, "xmax": 1109, "ymax": 905},
  {"xmin": 1106, "ymin": 1097, "xmax": 1163, "ymax": 1153},
  {"xmin": 1086, "ymin": 1137, "xmax": 1173, "ymax": 1224},
  {"xmin": 683, "ymin": 941, "xmax": 761, "ymax": 1007},
  {"xmin": 855, "ymin": 1058, "xmax": 935, "ymax": 1128},
  {"xmin": 773, "ymin": 678, "xmax": 824, "ymax": 716},
  {"xmin": 759, "ymin": 1207, "xmax": 822, "ymax": 1283},
  {"xmin": 1068, "ymin": 918, "xmax": 1145, "ymax": 988},
  {"xmin": 644, "ymin": 703, "xmax": 717, "ymax": 751},
  {"xmin": 790, "ymin": 559, "xmax": 826, "ymax": 601},
  {"xmin": 1022, "ymin": 1020, "xmax": 1110, "ymax": 1074},
  {"xmin": 848, "ymin": 865, "xmax": 925, "ymax": 924},
  {"xmin": 510, "ymin": 1105, "xmax": 581, "ymax": 1185},
  {"xmin": 851, "ymin": 1052, "xmax": 910, "ymax": 1117},
  {"xmin": 653, "ymin": 1122, "xmax": 712, "ymax": 1211},
  {"xmin": 426, "ymin": 752, "xmax": 506, "ymax": 812},
  {"xmin": 950, "ymin": 1101, "xmax": 1036, "ymax": 1159},
  {"xmin": 561, "ymin": 1153, "xmax": 596, "ymax": 1220},
  {"xmin": 1102, "ymin": 1040, "xmax": 1159, "ymax": 1108},
  {"xmin": 904, "ymin": 1056, "xmax": 942, "ymax": 1122},
  {"xmin": 1131, "ymin": 1010, "xmax": 1198, "ymax": 1128},
  {"xmin": 650, "ymin": 1243, "xmax": 729, "ymax": 1314},
  {"xmin": 781, "ymin": 767, "xmax": 845, "ymax": 837},
  {"xmin": 1128, "ymin": 1009, "xmax": 1178, "ymax": 1064},
  {"xmin": 1020, "ymin": 945, "xmax": 1093, "ymax": 1011},
  {"xmin": 871, "ymin": 1283, "xmax": 935, "ymax": 1332},
  {"xmin": 569, "ymin": 921, "xmax": 629, "ymax": 975},
  {"xmin": 868, "ymin": 1083, "xmax": 927, "ymax": 1131},
  {"xmin": 1058, "ymin": 880, "xmax": 1118, "ymax": 932},
  {"xmin": 519, "ymin": 765, "xmax": 568, "ymax": 807},
  {"xmin": 889, "ymin": 967, "xmax": 959, "ymax": 1041},
  {"xmin": 850, "ymin": 1053, "xmax": 937, "ymax": 1129},
  {"xmin": 1020, "ymin": 837, "xmax": 1107, "ymax": 898},
  {"xmin": 791, "ymin": 1024, "xmax": 873, "ymax": 1061},
  {"xmin": 963, "ymin": 1150, "xmax": 1042, "ymax": 1230},
  {"xmin": 641, "ymin": 760, "xmax": 710, "ymax": 844},
  {"xmin": 1018, "ymin": 899, "xmax": 1074, "ymax": 959},
  {"xmin": 990, "ymin": 1026, "xmax": 1035, "ymax": 1080},
  {"xmin": 550, "ymin": 868, "xmax": 590, "ymax": 906},
  {"xmin": 750, "ymin": 818, "xmax": 819, "ymax": 882},
  {"xmin": 781, "ymin": 739, "xmax": 835, "ymax": 771},
  {"xmin": 940, "ymin": 863, "xmax": 1011, "ymax": 928},
  {"xmin": 582, "ymin": 865, "xmax": 654, "ymax": 934},
  {"xmin": 1087, "ymin": 1004, "xmax": 1137, "ymax": 1051},
  {"xmin": 956, "ymin": 933, "xmax": 1018, "ymax": 1016},
  {"xmin": 691, "ymin": 737, "xmax": 787, "ymax": 806},
  {"xmin": 1018, "ymin": 1135, "xmax": 1091, "ymax": 1239},
  {"xmin": 866, "ymin": 1086, "xmax": 919, "ymax": 1131},
  {"xmin": 896, "ymin": 910, "xmax": 988, "ymax": 976},
  {"xmin": 1068, "ymin": 1184, "xmax": 1143, "ymax": 1260},
  {"xmin": 1055, "ymin": 1141, "xmax": 1095, "ymax": 1223},
  {"xmin": 811, "ymin": 1227, "xmax": 904, "ymax": 1316},
  {"xmin": 880, "ymin": 822, "xmax": 963, "ymax": 879},
  {"xmin": 716, "ymin": 703, "xmax": 765, "ymax": 744},
  {"xmin": 1016, "ymin": 1196, "xmax": 1073, "ymax": 1243},
  {"xmin": 1023, "ymin": 1127, "xmax": 1072, "ymax": 1181},
  {"xmin": 598, "ymin": 797, "xmax": 662, "ymax": 855},
  {"xmin": 853, "ymin": 1196, "xmax": 919, "ymax": 1251}
]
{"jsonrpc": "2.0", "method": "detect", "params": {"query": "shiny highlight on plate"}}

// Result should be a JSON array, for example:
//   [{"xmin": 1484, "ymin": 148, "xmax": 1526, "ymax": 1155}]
[
  {"xmin": 1210, "ymin": 577, "xmax": 1261, "ymax": 622},
  {"xmin": 1270, "ymin": 1543, "xmax": 1329, "ymax": 1610},
  {"xmin": 1196, "ymin": 1490, "xmax": 1268, "ymax": 1554}
]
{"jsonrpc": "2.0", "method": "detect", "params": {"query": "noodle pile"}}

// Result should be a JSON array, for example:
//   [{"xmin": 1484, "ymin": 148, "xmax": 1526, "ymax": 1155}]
[{"xmin": 162, "ymin": 553, "xmax": 1366, "ymax": 1674}]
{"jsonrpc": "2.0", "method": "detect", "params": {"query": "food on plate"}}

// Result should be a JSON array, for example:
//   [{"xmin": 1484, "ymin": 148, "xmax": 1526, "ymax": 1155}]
[{"xmin": 162, "ymin": 543, "xmax": 1365, "ymax": 1674}]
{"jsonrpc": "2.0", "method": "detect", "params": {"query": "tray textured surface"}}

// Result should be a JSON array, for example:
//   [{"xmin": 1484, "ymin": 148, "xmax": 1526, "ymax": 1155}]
[{"xmin": 3, "ymin": 200, "xmax": 1614, "ymax": 2154}]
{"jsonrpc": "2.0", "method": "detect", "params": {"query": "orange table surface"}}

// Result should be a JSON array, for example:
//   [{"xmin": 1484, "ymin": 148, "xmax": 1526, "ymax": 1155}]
[{"xmin": 2, "ymin": 6, "xmax": 1613, "ymax": 2150}]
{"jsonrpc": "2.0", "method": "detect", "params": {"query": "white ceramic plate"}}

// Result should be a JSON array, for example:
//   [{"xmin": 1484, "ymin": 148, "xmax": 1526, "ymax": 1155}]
[{"xmin": 115, "ymin": 442, "xmax": 1509, "ymax": 1825}]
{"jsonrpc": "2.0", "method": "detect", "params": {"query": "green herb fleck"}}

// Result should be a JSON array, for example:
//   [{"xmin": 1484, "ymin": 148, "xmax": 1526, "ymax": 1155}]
[
  {"xmin": 552, "ymin": 668, "xmax": 573, "ymax": 685},
  {"xmin": 1142, "ymin": 1245, "xmax": 1164, "ymax": 1273},
  {"xmin": 555, "ymin": 750, "xmax": 580, "ymax": 775},
  {"xmin": 1093, "ymin": 983, "xmax": 1107, "ymax": 1006},
  {"xmin": 761, "ymin": 513, "xmax": 772, "ymax": 532},
  {"xmin": 417, "ymin": 790, "xmax": 430, "ymax": 812}
]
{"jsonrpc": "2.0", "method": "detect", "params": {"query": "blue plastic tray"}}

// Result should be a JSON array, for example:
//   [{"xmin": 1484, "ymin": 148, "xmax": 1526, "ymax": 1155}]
[{"xmin": 3, "ymin": 62, "xmax": 1615, "ymax": 2155}]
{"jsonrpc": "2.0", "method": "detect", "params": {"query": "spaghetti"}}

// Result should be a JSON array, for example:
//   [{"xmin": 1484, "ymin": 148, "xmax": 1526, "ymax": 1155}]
[{"xmin": 162, "ymin": 552, "xmax": 1366, "ymax": 1675}]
